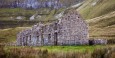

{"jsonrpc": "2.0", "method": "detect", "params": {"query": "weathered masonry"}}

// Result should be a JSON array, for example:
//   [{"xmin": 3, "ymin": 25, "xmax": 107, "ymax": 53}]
[{"xmin": 17, "ymin": 10, "xmax": 89, "ymax": 46}]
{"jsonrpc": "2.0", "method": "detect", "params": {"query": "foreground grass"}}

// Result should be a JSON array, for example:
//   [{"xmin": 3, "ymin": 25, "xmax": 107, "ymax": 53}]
[
  {"xmin": 4, "ymin": 45, "xmax": 108, "ymax": 53},
  {"xmin": 0, "ymin": 45, "xmax": 114, "ymax": 58},
  {"xmin": 37, "ymin": 45, "xmax": 104, "ymax": 52}
]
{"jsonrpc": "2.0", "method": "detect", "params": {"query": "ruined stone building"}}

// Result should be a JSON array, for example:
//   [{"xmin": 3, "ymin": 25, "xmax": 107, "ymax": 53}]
[{"xmin": 17, "ymin": 10, "xmax": 89, "ymax": 46}]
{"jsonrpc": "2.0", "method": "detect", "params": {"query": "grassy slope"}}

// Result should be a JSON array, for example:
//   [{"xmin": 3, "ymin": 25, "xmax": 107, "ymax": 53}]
[
  {"xmin": 88, "ymin": 11, "xmax": 115, "ymax": 39},
  {"xmin": 0, "ymin": 8, "xmax": 64, "ymax": 43},
  {"xmin": 0, "ymin": 8, "xmax": 36, "ymax": 20},
  {"xmin": 0, "ymin": 8, "xmax": 63, "ymax": 29},
  {"xmin": 0, "ymin": 27, "xmax": 31, "ymax": 43},
  {"xmin": 77, "ymin": 0, "xmax": 115, "ymax": 39},
  {"xmin": 1, "ymin": 0, "xmax": 115, "ymax": 43},
  {"xmin": 0, "ymin": 8, "xmax": 64, "ymax": 21},
  {"xmin": 78, "ymin": 0, "xmax": 115, "ymax": 19}
]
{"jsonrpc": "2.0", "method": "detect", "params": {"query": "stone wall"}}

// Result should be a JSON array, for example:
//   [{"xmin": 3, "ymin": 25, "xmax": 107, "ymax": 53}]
[
  {"xmin": 89, "ymin": 39, "xmax": 107, "ymax": 45},
  {"xmin": 17, "ymin": 9, "xmax": 89, "ymax": 46},
  {"xmin": 58, "ymin": 10, "xmax": 89, "ymax": 45}
]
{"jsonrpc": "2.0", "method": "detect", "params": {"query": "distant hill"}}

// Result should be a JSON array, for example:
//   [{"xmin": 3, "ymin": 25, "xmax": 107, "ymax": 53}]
[
  {"xmin": 77, "ymin": 0, "xmax": 115, "ymax": 39},
  {"xmin": 78, "ymin": 0, "xmax": 115, "ymax": 19},
  {"xmin": 0, "ymin": 0, "xmax": 84, "ymax": 20},
  {"xmin": 0, "ymin": 0, "xmax": 84, "ymax": 9}
]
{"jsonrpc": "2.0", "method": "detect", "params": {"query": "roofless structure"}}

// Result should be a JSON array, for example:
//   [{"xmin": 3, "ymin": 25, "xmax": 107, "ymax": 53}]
[{"xmin": 17, "ymin": 9, "xmax": 89, "ymax": 46}]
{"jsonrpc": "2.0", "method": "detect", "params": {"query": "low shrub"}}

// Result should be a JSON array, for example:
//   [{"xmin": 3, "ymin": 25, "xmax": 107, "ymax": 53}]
[{"xmin": 107, "ymin": 39, "xmax": 115, "ymax": 44}]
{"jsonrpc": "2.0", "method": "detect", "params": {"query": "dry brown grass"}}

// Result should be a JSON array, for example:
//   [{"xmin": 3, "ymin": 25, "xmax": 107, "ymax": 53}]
[
  {"xmin": 0, "ymin": 45, "xmax": 115, "ymax": 58},
  {"xmin": 86, "ymin": 11, "xmax": 115, "ymax": 40}
]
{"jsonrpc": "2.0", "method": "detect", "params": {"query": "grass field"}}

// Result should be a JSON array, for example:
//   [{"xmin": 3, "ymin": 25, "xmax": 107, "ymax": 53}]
[
  {"xmin": 87, "ymin": 11, "xmax": 115, "ymax": 39},
  {"xmin": 35, "ymin": 45, "xmax": 106, "ymax": 52},
  {"xmin": 0, "ymin": 8, "xmax": 36, "ymax": 20},
  {"xmin": 1, "ymin": 45, "xmax": 114, "ymax": 58},
  {"xmin": 77, "ymin": 0, "xmax": 115, "ymax": 39},
  {"xmin": 0, "ymin": 27, "xmax": 31, "ymax": 43},
  {"xmin": 0, "ymin": 8, "xmax": 64, "ymax": 21},
  {"xmin": 78, "ymin": 0, "xmax": 115, "ymax": 19},
  {"xmin": 4, "ymin": 45, "xmax": 110, "ymax": 53}
]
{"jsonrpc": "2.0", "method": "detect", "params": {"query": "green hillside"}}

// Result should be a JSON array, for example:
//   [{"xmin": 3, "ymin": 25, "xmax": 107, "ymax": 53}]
[
  {"xmin": 78, "ymin": 0, "xmax": 115, "ymax": 19},
  {"xmin": 88, "ymin": 11, "xmax": 115, "ymax": 39},
  {"xmin": 77, "ymin": 0, "xmax": 115, "ymax": 39},
  {"xmin": 0, "ymin": 0, "xmax": 115, "ymax": 43},
  {"xmin": 0, "ymin": 8, "xmax": 36, "ymax": 20},
  {"xmin": 0, "ymin": 27, "xmax": 31, "ymax": 43}
]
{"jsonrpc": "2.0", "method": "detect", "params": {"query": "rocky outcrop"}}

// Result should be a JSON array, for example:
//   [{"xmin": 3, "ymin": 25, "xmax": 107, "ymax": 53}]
[
  {"xmin": 89, "ymin": 39, "xmax": 107, "ymax": 45},
  {"xmin": 0, "ymin": 0, "xmax": 84, "ymax": 9},
  {"xmin": 0, "ymin": 0, "xmax": 63, "ymax": 9}
]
